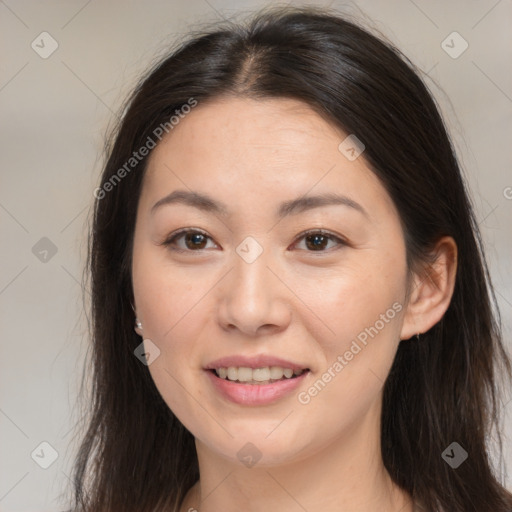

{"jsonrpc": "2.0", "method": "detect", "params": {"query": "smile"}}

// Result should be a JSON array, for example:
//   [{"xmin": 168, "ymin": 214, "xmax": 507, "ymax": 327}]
[
  {"xmin": 205, "ymin": 367, "xmax": 310, "ymax": 405},
  {"xmin": 213, "ymin": 366, "xmax": 306, "ymax": 384}
]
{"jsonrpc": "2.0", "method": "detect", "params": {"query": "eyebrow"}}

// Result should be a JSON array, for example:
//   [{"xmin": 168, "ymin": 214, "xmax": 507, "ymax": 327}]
[{"xmin": 150, "ymin": 189, "xmax": 368, "ymax": 219}]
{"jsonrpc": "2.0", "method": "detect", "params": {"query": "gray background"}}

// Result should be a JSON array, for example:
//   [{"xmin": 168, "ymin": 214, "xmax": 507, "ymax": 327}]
[{"xmin": 1, "ymin": 0, "xmax": 511, "ymax": 510}]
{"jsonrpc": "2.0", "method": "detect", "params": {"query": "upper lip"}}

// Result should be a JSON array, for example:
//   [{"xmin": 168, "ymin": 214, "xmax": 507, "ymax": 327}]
[{"xmin": 205, "ymin": 355, "xmax": 309, "ymax": 372}]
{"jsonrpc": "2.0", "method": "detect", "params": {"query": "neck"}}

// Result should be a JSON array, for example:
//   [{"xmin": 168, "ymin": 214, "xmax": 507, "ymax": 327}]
[{"xmin": 180, "ymin": 399, "xmax": 414, "ymax": 512}]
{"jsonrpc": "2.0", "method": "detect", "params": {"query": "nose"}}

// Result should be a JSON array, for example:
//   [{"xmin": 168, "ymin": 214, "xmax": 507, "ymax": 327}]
[{"xmin": 217, "ymin": 249, "xmax": 292, "ymax": 337}]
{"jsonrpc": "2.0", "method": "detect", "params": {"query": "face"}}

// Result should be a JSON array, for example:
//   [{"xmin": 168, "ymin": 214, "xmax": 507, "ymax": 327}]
[{"xmin": 131, "ymin": 96, "xmax": 410, "ymax": 466}]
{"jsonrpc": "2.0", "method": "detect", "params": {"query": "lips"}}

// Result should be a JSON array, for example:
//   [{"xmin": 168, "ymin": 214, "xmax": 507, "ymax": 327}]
[{"xmin": 204, "ymin": 354, "xmax": 311, "ymax": 405}]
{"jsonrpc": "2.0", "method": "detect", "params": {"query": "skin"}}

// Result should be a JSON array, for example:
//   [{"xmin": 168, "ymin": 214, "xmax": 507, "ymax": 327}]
[{"xmin": 131, "ymin": 96, "xmax": 457, "ymax": 512}]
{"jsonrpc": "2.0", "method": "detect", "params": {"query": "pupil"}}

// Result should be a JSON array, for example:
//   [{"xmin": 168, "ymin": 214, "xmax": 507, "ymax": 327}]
[
  {"xmin": 186, "ymin": 233, "xmax": 206, "ymax": 249},
  {"xmin": 306, "ymin": 234, "xmax": 327, "ymax": 250}
]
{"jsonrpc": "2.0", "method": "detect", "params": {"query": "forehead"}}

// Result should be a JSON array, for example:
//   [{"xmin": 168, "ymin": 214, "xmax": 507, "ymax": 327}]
[
  {"xmin": 140, "ymin": 96, "xmax": 397, "ymax": 223},
  {"xmin": 147, "ymin": 97, "xmax": 343, "ymax": 169}
]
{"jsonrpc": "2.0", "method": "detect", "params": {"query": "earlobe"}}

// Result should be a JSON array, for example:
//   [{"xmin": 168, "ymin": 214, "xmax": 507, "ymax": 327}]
[
  {"xmin": 400, "ymin": 236, "xmax": 458, "ymax": 340},
  {"xmin": 132, "ymin": 301, "xmax": 144, "ymax": 336},
  {"xmin": 134, "ymin": 317, "xmax": 144, "ymax": 336}
]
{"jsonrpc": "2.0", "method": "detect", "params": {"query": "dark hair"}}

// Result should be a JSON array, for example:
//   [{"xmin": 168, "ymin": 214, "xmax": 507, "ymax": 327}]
[{"xmin": 71, "ymin": 5, "xmax": 512, "ymax": 511}]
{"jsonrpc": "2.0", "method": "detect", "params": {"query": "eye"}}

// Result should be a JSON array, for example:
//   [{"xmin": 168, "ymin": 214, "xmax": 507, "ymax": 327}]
[
  {"xmin": 292, "ymin": 229, "xmax": 346, "ymax": 252},
  {"xmin": 160, "ymin": 228, "xmax": 346, "ymax": 253},
  {"xmin": 161, "ymin": 228, "xmax": 217, "ymax": 252}
]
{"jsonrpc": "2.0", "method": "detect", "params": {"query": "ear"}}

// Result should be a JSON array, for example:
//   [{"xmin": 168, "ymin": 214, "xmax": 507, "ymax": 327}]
[{"xmin": 400, "ymin": 236, "xmax": 458, "ymax": 340}]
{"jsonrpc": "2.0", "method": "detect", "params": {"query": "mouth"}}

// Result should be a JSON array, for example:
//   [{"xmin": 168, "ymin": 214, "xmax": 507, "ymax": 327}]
[
  {"xmin": 208, "ymin": 366, "xmax": 310, "ymax": 385},
  {"xmin": 204, "ymin": 357, "xmax": 311, "ymax": 405}
]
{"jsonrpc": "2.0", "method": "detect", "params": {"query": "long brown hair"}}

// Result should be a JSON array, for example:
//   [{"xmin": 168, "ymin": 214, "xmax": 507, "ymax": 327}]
[{"xmin": 71, "ymin": 5, "xmax": 512, "ymax": 511}]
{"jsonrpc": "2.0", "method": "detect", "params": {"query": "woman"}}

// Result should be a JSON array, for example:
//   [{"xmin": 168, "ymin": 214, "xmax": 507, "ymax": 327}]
[{"xmin": 71, "ymin": 5, "xmax": 512, "ymax": 512}]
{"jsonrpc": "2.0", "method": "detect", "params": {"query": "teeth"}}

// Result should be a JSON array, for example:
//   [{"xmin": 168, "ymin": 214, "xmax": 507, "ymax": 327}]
[
  {"xmin": 214, "ymin": 366, "xmax": 305, "ymax": 383},
  {"xmin": 237, "ymin": 367, "xmax": 252, "ymax": 381},
  {"xmin": 253, "ymin": 367, "xmax": 271, "ymax": 381},
  {"xmin": 227, "ymin": 367, "xmax": 238, "ymax": 381},
  {"xmin": 270, "ymin": 366, "xmax": 284, "ymax": 380}
]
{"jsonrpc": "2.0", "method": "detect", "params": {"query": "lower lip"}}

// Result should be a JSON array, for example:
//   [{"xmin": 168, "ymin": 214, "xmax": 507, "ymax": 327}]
[{"xmin": 205, "ymin": 369, "xmax": 309, "ymax": 406}]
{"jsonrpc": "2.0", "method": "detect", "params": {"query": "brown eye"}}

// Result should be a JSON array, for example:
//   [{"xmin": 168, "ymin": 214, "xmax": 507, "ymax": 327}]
[
  {"xmin": 183, "ymin": 232, "xmax": 208, "ymax": 249},
  {"xmin": 294, "ymin": 230, "xmax": 345, "ymax": 252},
  {"xmin": 161, "ymin": 228, "xmax": 345, "ymax": 253},
  {"xmin": 305, "ymin": 233, "xmax": 329, "ymax": 251},
  {"xmin": 162, "ymin": 229, "xmax": 216, "ymax": 252}
]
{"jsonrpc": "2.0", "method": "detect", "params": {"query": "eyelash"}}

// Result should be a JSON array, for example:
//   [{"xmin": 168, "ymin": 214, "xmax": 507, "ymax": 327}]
[{"xmin": 160, "ymin": 228, "xmax": 347, "ymax": 254}]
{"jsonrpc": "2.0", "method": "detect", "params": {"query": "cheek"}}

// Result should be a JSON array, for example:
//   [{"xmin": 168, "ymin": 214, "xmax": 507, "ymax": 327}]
[
  {"xmin": 293, "ymin": 254, "xmax": 406, "ymax": 350},
  {"xmin": 135, "ymin": 278, "xmax": 213, "ymax": 429},
  {"xmin": 132, "ymin": 243, "xmax": 215, "ymax": 343},
  {"xmin": 292, "ymin": 253, "xmax": 406, "ymax": 412},
  {"xmin": 132, "ymin": 253, "xmax": 215, "ymax": 413},
  {"xmin": 294, "ymin": 280, "xmax": 404, "ymax": 442}
]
